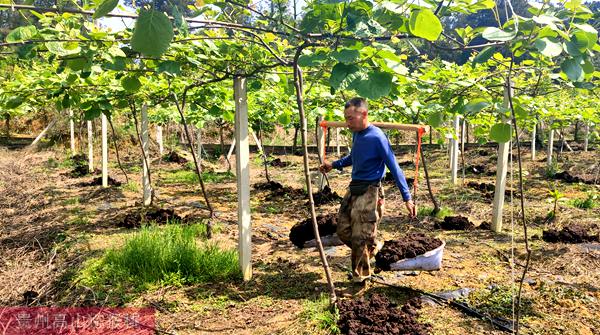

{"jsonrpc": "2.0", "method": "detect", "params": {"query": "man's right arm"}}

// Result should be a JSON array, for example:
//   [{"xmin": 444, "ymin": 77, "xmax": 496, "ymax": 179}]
[{"xmin": 332, "ymin": 154, "xmax": 352, "ymax": 170}]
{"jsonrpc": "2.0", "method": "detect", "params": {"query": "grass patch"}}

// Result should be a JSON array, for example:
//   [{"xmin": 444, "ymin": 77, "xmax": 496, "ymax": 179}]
[
  {"xmin": 78, "ymin": 223, "xmax": 241, "ymax": 295},
  {"xmin": 162, "ymin": 170, "xmax": 234, "ymax": 184},
  {"xmin": 300, "ymin": 294, "xmax": 339, "ymax": 334},
  {"xmin": 120, "ymin": 180, "xmax": 139, "ymax": 193},
  {"xmin": 462, "ymin": 285, "xmax": 534, "ymax": 319},
  {"xmin": 571, "ymin": 192, "xmax": 597, "ymax": 209},
  {"xmin": 418, "ymin": 206, "xmax": 454, "ymax": 219}
]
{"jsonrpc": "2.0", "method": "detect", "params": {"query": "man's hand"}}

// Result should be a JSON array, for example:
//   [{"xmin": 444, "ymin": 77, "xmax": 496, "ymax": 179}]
[
  {"xmin": 319, "ymin": 161, "xmax": 333, "ymax": 174},
  {"xmin": 405, "ymin": 200, "xmax": 416, "ymax": 218}
]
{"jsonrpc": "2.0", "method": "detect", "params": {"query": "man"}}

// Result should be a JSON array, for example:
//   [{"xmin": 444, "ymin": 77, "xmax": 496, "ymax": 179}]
[{"xmin": 319, "ymin": 97, "xmax": 416, "ymax": 283}]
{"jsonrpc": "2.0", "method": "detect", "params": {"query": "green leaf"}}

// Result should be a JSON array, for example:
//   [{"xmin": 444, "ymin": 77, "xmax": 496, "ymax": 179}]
[
  {"xmin": 408, "ymin": 9, "xmax": 442, "ymax": 41},
  {"xmin": 472, "ymin": 46, "xmax": 495, "ymax": 64},
  {"xmin": 157, "ymin": 61, "xmax": 181, "ymax": 76},
  {"xmin": 427, "ymin": 111, "xmax": 444, "ymax": 127},
  {"xmin": 534, "ymin": 37, "xmax": 562, "ymax": 58},
  {"xmin": 332, "ymin": 49, "xmax": 360, "ymax": 64},
  {"xmin": 329, "ymin": 63, "xmax": 360, "ymax": 90},
  {"xmin": 355, "ymin": 71, "xmax": 393, "ymax": 100},
  {"xmin": 464, "ymin": 98, "xmax": 490, "ymax": 113},
  {"xmin": 45, "ymin": 41, "xmax": 80, "ymax": 56},
  {"xmin": 93, "ymin": 0, "xmax": 118, "ymax": 19},
  {"xmin": 5, "ymin": 96, "xmax": 24, "ymax": 109},
  {"xmin": 121, "ymin": 76, "xmax": 142, "ymax": 92},
  {"xmin": 561, "ymin": 58, "xmax": 584, "ymax": 82},
  {"xmin": 84, "ymin": 108, "xmax": 102, "ymax": 120},
  {"xmin": 5, "ymin": 25, "xmax": 37, "ymax": 43},
  {"xmin": 131, "ymin": 9, "xmax": 174, "ymax": 57},
  {"xmin": 278, "ymin": 112, "xmax": 291, "ymax": 125},
  {"xmin": 482, "ymin": 27, "xmax": 516, "ymax": 41},
  {"xmin": 66, "ymin": 57, "xmax": 90, "ymax": 71},
  {"xmin": 490, "ymin": 123, "xmax": 512, "ymax": 143},
  {"xmin": 572, "ymin": 24, "xmax": 598, "ymax": 49},
  {"xmin": 298, "ymin": 51, "xmax": 328, "ymax": 67}
]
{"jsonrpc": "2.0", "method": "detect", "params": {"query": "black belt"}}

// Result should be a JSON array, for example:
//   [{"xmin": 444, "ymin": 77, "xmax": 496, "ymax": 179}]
[{"xmin": 349, "ymin": 179, "xmax": 381, "ymax": 196}]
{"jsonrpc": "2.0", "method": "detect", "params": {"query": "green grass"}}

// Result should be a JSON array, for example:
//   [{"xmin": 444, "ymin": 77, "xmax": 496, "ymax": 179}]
[
  {"xmin": 120, "ymin": 180, "xmax": 139, "ymax": 192},
  {"xmin": 162, "ymin": 169, "xmax": 235, "ymax": 184},
  {"xmin": 462, "ymin": 285, "xmax": 534, "ymax": 319},
  {"xmin": 571, "ymin": 193, "xmax": 597, "ymax": 209},
  {"xmin": 78, "ymin": 223, "xmax": 241, "ymax": 294},
  {"xmin": 300, "ymin": 294, "xmax": 339, "ymax": 334},
  {"xmin": 418, "ymin": 206, "xmax": 454, "ymax": 219}
]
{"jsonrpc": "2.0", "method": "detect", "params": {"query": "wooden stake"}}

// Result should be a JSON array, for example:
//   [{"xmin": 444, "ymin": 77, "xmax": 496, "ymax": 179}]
[
  {"xmin": 547, "ymin": 128, "xmax": 554, "ymax": 167},
  {"xmin": 583, "ymin": 123, "xmax": 589, "ymax": 152},
  {"xmin": 87, "ymin": 120, "xmax": 94, "ymax": 172},
  {"xmin": 450, "ymin": 115, "xmax": 460, "ymax": 184},
  {"xmin": 226, "ymin": 135, "xmax": 236, "ymax": 161},
  {"xmin": 316, "ymin": 116, "xmax": 325, "ymax": 191},
  {"xmin": 30, "ymin": 118, "xmax": 57, "ymax": 147},
  {"xmin": 196, "ymin": 126, "xmax": 202, "ymax": 169},
  {"xmin": 335, "ymin": 128, "xmax": 340, "ymax": 156},
  {"xmin": 491, "ymin": 83, "xmax": 512, "ymax": 232},
  {"xmin": 156, "ymin": 125, "xmax": 164, "ymax": 156},
  {"xmin": 101, "ymin": 113, "xmax": 108, "ymax": 188},
  {"xmin": 234, "ymin": 76, "xmax": 252, "ymax": 281},
  {"xmin": 69, "ymin": 109, "xmax": 75, "ymax": 153},
  {"xmin": 141, "ymin": 104, "xmax": 151, "ymax": 206},
  {"xmin": 531, "ymin": 122, "xmax": 536, "ymax": 161}
]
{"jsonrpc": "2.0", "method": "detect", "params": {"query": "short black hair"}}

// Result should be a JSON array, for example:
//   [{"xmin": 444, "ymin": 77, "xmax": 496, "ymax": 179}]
[{"xmin": 344, "ymin": 97, "xmax": 368, "ymax": 110}]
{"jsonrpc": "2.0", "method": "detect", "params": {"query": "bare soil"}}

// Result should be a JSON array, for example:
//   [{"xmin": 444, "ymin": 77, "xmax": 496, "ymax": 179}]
[
  {"xmin": 542, "ymin": 224, "xmax": 599, "ymax": 243},
  {"xmin": 289, "ymin": 214, "xmax": 337, "ymax": 248}
]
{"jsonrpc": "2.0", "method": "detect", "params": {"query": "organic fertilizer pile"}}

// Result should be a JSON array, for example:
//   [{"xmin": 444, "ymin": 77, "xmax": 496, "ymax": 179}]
[
  {"xmin": 435, "ymin": 216, "xmax": 475, "ymax": 230},
  {"xmin": 163, "ymin": 151, "xmax": 188, "ymax": 164},
  {"xmin": 68, "ymin": 154, "xmax": 90, "ymax": 177},
  {"xmin": 542, "ymin": 224, "xmax": 599, "ymax": 243},
  {"xmin": 119, "ymin": 207, "xmax": 183, "ymax": 228},
  {"xmin": 79, "ymin": 176, "xmax": 122, "ymax": 187},
  {"xmin": 254, "ymin": 181, "xmax": 305, "ymax": 200},
  {"xmin": 337, "ymin": 294, "xmax": 430, "ymax": 335},
  {"xmin": 289, "ymin": 213, "xmax": 337, "ymax": 248},
  {"xmin": 552, "ymin": 171, "xmax": 596, "ymax": 185},
  {"xmin": 375, "ymin": 233, "xmax": 443, "ymax": 270},
  {"xmin": 310, "ymin": 185, "xmax": 342, "ymax": 206},
  {"xmin": 269, "ymin": 158, "xmax": 290, "ymax": 167}
]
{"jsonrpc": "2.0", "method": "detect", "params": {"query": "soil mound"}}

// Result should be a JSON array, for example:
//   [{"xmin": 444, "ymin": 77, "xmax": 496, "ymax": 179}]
[
  {"xmin": 79, "ymin": 176, "xmax": 122, "ymax": 187},
  {"xmin": 163, "ymin": 151, "xmax": 188, "ymax": 164},
  {"xmin": 254, "ymin": 181, "xmax": 305, "ymax": 200},
  {"xmin": 289, "ymin": 214, "xmax": 337, "ymax": 248},
  {"xmin": 270, "ymin": 158, "xmax": 290, "ymax": 167},
  {"xmin": 310, "ymin": 185, "xmax": 342, "ymax": 207},
  {"xmin": 435, "ymin": 216, "xmax": 475, "ymax": 230},
  {"xmin": 69, "ymin": 154, "xmax": 90, "ymax": 177},
  {"xmin": 119, "ymin": 207, "xmax": 183, "ymax": 228},
  {"xmin": 542, "ymin": 224, "xmax": 599, "ymax": 243},
  {"xmin": 552, "ymin": 171, "xmax": 596, "ymax": 185},
  {"xmin": 375, "ymin": 233, "xmax": 443, "ymax": 271},
  {"xmin": 337, "ymin": 294, "xmax": 430, "ymax": 335}
]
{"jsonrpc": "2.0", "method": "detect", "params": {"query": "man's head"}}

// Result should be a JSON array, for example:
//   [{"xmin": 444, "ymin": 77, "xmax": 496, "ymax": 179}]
[{"xmin": 344, "ymin": 97, "xmax": 369, "ymax": 132}]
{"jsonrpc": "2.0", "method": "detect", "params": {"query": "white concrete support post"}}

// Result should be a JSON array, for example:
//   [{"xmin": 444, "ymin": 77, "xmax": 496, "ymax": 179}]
[
  {"xmin": 141, "ymin": 104, "xmax": 151, "ymax": 206},
  {"xmin": 101, "ymin": 113, "xmax": 108, "ymax": 188},
  {"xmin": 547, "ymin": 128, "xmax": 554, "ymax": 167},
  {"xmin": 196, "ymin": 126, "xmax": 202, "ymax": 169},
  {"xmin": 156, "ymin": 125, "xmax": 164, "ymax": 156},
  {"xmin": 531, "ymin": 122, "xmax": 537, "ymax": 161},
  {"xmin": 583, "ymin": 123, "xmax": 589, "ymax": 152},
  {"xmin": 87, "ymin": 120, "xmax": 94, "ymax": 172},
  {"xmin": 234, "ymin": 76, "xmax": 252, "ymax": 281},
  {"xmin": 336, "ymin": 128, "xmax": 340, "ymax": 156},
  {"xmin": 450, "ymin": 115, "xmax": 460, "ymax": 184},
  {"xmin": 317, "ymin": 116, "xmax": 325, "ymax": 190},
  {"xmin": 491, "ymin": 84, "xmax": 512, "ymax": 232},
  {"xmin": 69, "ymin": 109, "xmax": 75, "ymax": 153}
]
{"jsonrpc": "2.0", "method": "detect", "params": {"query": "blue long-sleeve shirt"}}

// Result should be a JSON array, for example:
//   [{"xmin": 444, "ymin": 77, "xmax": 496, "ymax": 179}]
[{"xmin": 332, "ymin": 124, "xmax": 412, "ymax": 201}]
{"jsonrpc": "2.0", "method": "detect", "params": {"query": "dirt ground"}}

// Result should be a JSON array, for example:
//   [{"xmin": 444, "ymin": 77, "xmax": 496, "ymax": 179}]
[{"xmin": 0, "ymin": 139, "xmax": 599, "ymax": 335}]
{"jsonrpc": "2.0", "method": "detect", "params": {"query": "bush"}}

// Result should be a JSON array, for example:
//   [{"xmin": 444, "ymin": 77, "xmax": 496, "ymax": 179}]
[{"xmin": 572, "ymin": 193, "xmax": 597, "ymax": 209}]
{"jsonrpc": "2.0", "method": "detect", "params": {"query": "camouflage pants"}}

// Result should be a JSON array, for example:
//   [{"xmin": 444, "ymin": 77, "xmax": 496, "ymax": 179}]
[{"xmin": 337, "ymin": 184, "xmax": 384, "ymax": 282}]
